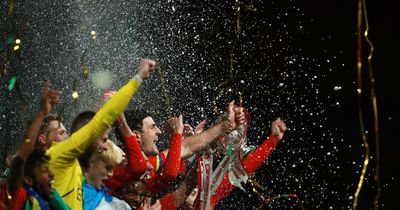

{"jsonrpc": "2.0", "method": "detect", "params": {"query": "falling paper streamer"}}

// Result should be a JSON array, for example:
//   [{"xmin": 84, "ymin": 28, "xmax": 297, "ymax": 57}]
[
  {"xmin": 353, "ymin": 0, "xmax": 381, "ymax": 209},
  {"xmin": 80, "ymin": 30, "xmax": 97, "ymax": 77},
  {"xmin": 248, "ymin": 175, "xmax": 305, "ymax": 210},
  {"xmin": 8, "ymin": 0, "xmax": 15, "ymax": 16},
  {"xmin": 361, "ymin": 0, "xmax": 381, "ymax": 208},
  {"xmin": 155, "ymin": 63, "xmax": 173, "ymax": 117}
]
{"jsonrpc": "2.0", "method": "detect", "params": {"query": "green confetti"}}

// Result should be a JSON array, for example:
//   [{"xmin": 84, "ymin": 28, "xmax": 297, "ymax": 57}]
[
  {"xmin": 8, "ymin": 76, "xmax": 17, "ymax": 91},
  {"xmin": 6, "ymin": 34, "xmax": 15, "ymax": 44}
]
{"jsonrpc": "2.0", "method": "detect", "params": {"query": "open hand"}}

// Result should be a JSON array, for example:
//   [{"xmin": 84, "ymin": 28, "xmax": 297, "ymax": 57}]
[{"xmin": 40, "ymin": 81, "xmax": 60, "ymax": 115}]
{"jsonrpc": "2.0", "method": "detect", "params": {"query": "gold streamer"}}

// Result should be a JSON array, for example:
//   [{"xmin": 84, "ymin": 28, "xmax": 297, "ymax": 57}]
[
  {"xmin": 80, "ymin": 48, "xmax": 90, "ymax": 77},
  {"xmin": 352, "ymin": 0, "xmax": 376, "ymax": 209},
  {"xmin": 80, "ymin": 31, "xmax": 96, "ymax": 77},
  {"xmin": 8, "ymin": 0, "xmax": 15, "ymax": 16},
  {"xmin": 155, "ymin": 63, "xmax": 173, "ymax": 117},
  {"xmin": 362, "ymin": 0, "xmax": 381, "ymax": 209},
  {"xmin": 248, "ymin": 174, "xmax": 305, "ymax": 210},
  {"xmin": 211, "ymin": 80, "xmax": 243, "ymax": 115},
  {"xmin": 229, "ymin": 1, "xmax": 256, "ymax": 79},
  {"xmin": 217, "ymin": 1, "xmax": 255, "ymax": 111},
  {"xmin": 236, "ymin": 4, "xmax": 241, "ymax": 33}
]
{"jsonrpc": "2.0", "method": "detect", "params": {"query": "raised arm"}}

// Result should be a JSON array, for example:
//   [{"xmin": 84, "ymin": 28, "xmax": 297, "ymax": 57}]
[
  {"xmin": 8, "ymin": 81, "xmax": 59, "ymax": 192},
  {"xmin": 118, "ymin": 113, "xmax": 151, "ymax": 176},
  {"xmin": 180, "ymin": 101, "xmax": 245, "ymax": 159},
  {"xmin": 47, "ymin": 59, "xmax": 155, "ymax": 165},
  {"xmin": 211, "ymin": 118, "xmax": 287, "ymax": 205},
  {"xmin": 104, "ymin": 114, "xmax": 151, "ymax": 189},
  {"xmin": 243, "ymin": 117, "xmax": 286, "ymax": 172}
]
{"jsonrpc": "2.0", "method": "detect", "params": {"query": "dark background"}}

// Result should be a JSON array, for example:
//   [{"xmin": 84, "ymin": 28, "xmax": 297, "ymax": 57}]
[{"xmin": 1, "ymin": 0, "xmax": 399, "ymax": 209}]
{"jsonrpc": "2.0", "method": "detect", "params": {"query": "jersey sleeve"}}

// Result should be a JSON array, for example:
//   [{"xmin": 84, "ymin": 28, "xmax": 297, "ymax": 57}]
[{"xmin": 211, "ymin": 134, "xmax": 281, "ymax": 205}]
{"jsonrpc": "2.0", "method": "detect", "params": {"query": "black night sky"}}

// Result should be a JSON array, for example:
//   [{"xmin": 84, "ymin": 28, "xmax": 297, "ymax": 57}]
[{"xmin": 1, "ymin": 0, "xmax": 399, "ymax": 209}]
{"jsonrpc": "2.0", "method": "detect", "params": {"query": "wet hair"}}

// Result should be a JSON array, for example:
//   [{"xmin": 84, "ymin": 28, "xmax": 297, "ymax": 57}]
[
  {"xmin": 125, "ymin": 109, "xmax": 152, "ymax": 131},
  {"xmin": 70, "ymin": 111, "xmax": 96, "ymax": 134},
  {"xmin": 39, "ymin": 114, "xmax": 63, "ymax": 136},
  {"xmin": 24, "ymin": 148, "xmax": 50, "ymax": 179},
  {"xmin": 115, "ymin": 109, "xmax": 152, "ymax": 142}
]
